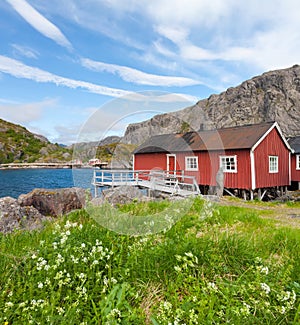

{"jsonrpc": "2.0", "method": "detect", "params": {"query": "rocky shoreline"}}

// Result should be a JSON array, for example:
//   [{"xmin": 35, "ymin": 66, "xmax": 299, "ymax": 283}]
[
  {"xmin": 0, "ymin": 185, "xmax": 150, "ymax": 234},
  {"xmin": 0, "ymin": 162, "xmax": 85, "ymax": 169},
  {"xmin": 0, "ymin": 188, "xmax": 88, "ymax": 234}
]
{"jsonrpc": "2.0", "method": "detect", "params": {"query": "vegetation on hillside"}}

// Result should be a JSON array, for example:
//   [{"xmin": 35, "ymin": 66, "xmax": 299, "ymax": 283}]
[
  {"xmin": 95, "ymin": 142, "xmax": 137, "ymax": 167},
  {"xmin": 0, "ymin": 119, "xmax": 71, "ymax": 163},
  {"xmin": 0, "ymin": 197, "xmax": 299, "ymax": 324}
]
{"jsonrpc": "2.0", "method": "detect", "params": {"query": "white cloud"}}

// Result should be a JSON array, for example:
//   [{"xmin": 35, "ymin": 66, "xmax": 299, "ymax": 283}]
[
  {"xmin": 0, "ymin": 55, "xmax": 200, "ymax": 103},
  {"xmin": 0, "ymin": 55, "xmax": 130, "ymax": 97},
  {"xmin": 154, "ymin": 25, "xmax": 189, "ymax": 45},
  {"xmin": 0, "ymin": 98, "xmax": 54, "ymax": 124},
  {"xmin": 6, "ymin": 0, "xmax": 72, "ymax": 50},
  {"xmin": 81, "ymin": 58, "xmax": 200, "ymax": 87},
  {"xmin": 11, "ymin": 44, "xmax": 39, "ymax": 59},
  {"xmin": 28, "ymin": 0, "xmax": 300, "ymax": 75},
  {"xmin": 147, "ymin": 0, "xmax": 232, "ymax": 27}
]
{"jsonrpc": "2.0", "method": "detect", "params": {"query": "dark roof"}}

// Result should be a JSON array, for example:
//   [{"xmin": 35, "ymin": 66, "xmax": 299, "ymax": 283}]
[
  {"xmin": 134, "ymin": 122, "xmax": 280, "ymax": 154},
  {"xmin": 288, "ymin": 136, "xmax": 300, "ymax": 153}
]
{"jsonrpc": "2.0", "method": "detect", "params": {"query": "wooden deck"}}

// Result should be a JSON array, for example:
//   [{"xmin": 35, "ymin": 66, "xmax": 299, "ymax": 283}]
[{"xmin": 92, "ymin": 169, "xmax": 201, "ymax": 197}]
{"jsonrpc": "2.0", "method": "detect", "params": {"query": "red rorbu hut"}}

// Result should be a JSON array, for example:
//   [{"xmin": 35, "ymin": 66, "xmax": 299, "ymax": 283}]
[
  {"xmin": 288, "ymin": 136, "xmax": 300, "ymax": 190},
  {"xmin": 133, "ymin": 122, "xmax": 292, "ymax": 200}
]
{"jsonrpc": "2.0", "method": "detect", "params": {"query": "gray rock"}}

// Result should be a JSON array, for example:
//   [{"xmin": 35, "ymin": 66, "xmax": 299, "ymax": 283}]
[
  {"xmin": 102, "ymin": 185, "xmax": 147, "ymax": 206},
  {"xmin": 39, "ymin": 147, "xmax": 49, "ymax": 156},
  {"xmin": 122, "ymin": 65, "xmax": 300, "ymax": 145},
  {"xmin": 90, "ymin": 196, "xmax": 105, "ymax": 206},
  {"xmin": 0, "ymin": 196, "xmax": 49, "ymax": 234},
  {"xmin": 18, "ymin": 187, "xmax": 90, "ymax": 216}
]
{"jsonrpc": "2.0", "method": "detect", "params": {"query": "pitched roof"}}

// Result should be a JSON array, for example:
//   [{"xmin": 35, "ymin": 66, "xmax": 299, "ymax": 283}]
[
  {"xmin": 134, "ymin": 122, "xmax": 283, "ymax": 154},
  {"xmin": 288, "ymin": 136, "xmax": 300, "ymax": 153}
]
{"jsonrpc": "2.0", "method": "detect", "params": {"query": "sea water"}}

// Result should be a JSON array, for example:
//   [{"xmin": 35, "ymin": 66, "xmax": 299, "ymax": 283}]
[{"xmin": 0, "ymin": 168, "xmax": 95, "ymax": 199}]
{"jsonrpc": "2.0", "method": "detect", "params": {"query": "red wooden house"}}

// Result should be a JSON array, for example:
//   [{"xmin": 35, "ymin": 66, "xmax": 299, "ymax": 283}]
[
  {"xmin": 133, "ymin": 122, "xmax": 292, "ymax": 199},
  {"xmin": 288, "ymin": 136, "xmax": 300, "ymax": 189}
]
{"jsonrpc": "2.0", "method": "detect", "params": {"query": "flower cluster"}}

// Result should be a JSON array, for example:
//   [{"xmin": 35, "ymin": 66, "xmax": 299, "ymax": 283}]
[
  {"xmin": 174, "ymin": 251, "xmax": 198, "ymax": 273},
  {"xmin": 0, "ymin": 220, "xmax": 116, "ymax": 323}
]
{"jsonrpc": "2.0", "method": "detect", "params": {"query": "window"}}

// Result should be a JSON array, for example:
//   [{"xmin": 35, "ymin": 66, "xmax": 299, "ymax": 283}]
[
  {"xmin": 297, "ymin": 155, "xmax": 300, "ymax": 170},
  {"xmin": 220, "ymin": 155, "xmax": 237, "ymax": 172},
  {"xmin": 185, "ymin": 156, "xmax": 198, "ymax": 171},
  {"xmin": 269, "ymin": 156, "xmax": 278, "ymax": 173}
]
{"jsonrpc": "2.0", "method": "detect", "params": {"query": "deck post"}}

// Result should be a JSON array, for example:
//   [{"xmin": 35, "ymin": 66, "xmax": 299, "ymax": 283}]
[
  {"xmin": 257, "ymin": 188, "xmax": 262, "ymax": 201},
  {"xmin": 250, "ymin": 190, "xmax": 254, "ymax": 201},
  {"xmin": 242, "ymin": 190, "xmax": 247, "ymax": 201},
  {"xmin": 280, "ymin": 186, "xmax": 284, "ymax": 196}
]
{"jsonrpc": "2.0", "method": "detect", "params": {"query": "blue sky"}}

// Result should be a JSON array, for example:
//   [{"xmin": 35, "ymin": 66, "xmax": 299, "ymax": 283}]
[{"xmin": 0, "ymin": 0, "xmax": 299, "ymax": 144}]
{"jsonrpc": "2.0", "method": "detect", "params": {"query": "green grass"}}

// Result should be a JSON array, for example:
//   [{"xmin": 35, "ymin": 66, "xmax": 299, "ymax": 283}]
[{"xmin": 0, "ymin": 197, "xmax": 299, "ymax": 324}]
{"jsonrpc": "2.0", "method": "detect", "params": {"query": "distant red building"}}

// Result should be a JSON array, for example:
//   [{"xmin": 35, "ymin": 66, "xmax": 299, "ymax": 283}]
[
  {"xmin": 288, "ymin": 136, "xmax": 300, "ymax": 189},
  {"xmin": 133, "ymin": 122, "xmax": 292, "ymax": 199}
]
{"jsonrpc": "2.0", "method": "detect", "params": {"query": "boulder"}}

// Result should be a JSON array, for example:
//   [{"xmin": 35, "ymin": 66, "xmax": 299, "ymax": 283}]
[
  {"xmin": 18, "ymin": 187, "xmax": 90, "ymax": 216},
  {"xmin": 0, "ymin": 196, "xmax": 49, "ymax": 234},
  {"xmin": 102, "ymin": 185, "xmax": 147, "ymax": 206}
]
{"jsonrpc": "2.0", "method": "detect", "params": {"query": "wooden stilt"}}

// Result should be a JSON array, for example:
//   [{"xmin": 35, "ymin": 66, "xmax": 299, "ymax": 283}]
[
  {"xmin": 242, "ymin": 190, "xmax": 247, "ymax": 201},
  {"xmin": 250, "ymin": 190, "xmax": 254, "ymax": 201},
  {"xmin": 224, "ymin": 188, "xmax": 236, "ymax": 197},
  {"xmin": 261, "ymin": 189, "xmax": 267, "ymax": 201},
  {"xmin": 280, "ymin": 186, "xmax": 283, "ymax": 196},
  {"xmin": 257, "ymin": 188, "xmax": 262, "ymax": 201}
]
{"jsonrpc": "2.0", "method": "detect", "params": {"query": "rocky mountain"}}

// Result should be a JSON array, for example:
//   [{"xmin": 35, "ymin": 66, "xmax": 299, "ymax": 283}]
[
  {"xmin": 69, "ymin": 136, "xmax": 122, "ymax": 163},
  {"xmin": 123, "ymin": 65, "xmax": 300, "ymax": 144},
  {"xmin": 0, "ymin": 119, "xmax": 72, "ymax": 163}
]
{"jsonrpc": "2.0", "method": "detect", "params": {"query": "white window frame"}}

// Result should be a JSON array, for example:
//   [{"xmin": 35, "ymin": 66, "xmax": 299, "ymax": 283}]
[
  {"xmin": 296, "ymin": 155, "xmax": 300, "ymax": 170},
  {"xmin": 269, "ymin": 156, "xmax": 278, "ymax": 173},
  {"xmin": 185, "ymin": 156, "xmax": 198, "ymax": 171},
  {"xmin": 220, "ymin": 155, "xmax": 237, "ymax": 173}
]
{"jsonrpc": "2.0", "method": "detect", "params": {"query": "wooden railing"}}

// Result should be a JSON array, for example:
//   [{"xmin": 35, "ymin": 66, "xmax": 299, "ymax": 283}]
[{"xmin": 93, "ymin": 169, "xmax": 200, "ymax": 196}]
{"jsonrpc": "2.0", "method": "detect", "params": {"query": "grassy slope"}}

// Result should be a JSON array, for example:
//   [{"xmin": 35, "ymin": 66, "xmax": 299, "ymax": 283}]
[
  {"xmin": 0, "ymin": 198, "xmax": 299, "ymax": 324},
  {"xmin": 0, "ymin": 118, "xmax": 71, "ymax": 163}
]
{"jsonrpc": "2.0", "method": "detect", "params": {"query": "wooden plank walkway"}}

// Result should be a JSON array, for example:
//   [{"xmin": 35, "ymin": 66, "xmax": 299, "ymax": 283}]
[{"xmin": 92, "ymin": 169, "xmax": 201, "ymax": 197}]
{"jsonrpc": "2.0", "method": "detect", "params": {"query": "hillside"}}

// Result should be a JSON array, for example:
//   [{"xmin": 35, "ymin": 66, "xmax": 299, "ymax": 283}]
[
  {"xmin": 123, "ymin": 65, "xmax": 300, "ymax": 144},
  {"xmin": 0, "ymin": 119, "xmax": 71, "ymax": 163}
]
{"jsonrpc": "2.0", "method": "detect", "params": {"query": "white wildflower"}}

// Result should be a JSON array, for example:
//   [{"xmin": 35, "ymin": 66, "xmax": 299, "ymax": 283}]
[
  {"xmin": 56, "ymin": 306, "xmax": 64, "ymax": 315},
  {"xmin": 208, "ymin": 282, "xmax": 218, "ymax": 291},
  {"xmin": 174, "ymin": 266, "xmax": 181, "ymax": 272},
  {"xmin": 240, "ymin": 302, "xmax": 251, "ymax": 315},
  {"xmin": 185, "ymin": 252, "xmax": 194, "ymax": 258},
  {"xmin": 260, "ymin": 266, "xmax": 269, "ymax": 275},
  {"xmin": 64, "ymin": 220, "xmax": 72, "ymax": 229},
  {"xmin": 260, "ymin": 283, "xmax": 271, "ymax": 294}
]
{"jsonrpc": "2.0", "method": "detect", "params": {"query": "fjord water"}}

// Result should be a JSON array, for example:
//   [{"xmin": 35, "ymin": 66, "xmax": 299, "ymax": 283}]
[{"xmin": 0, "ymin": 168, "xmax": 94, "ymax": 199}]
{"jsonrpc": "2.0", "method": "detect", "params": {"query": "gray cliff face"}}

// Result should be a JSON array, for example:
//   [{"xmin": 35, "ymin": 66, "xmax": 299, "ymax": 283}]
[{"xmin": 123, "ymin": 65, "xmax": 300, "ymax": 144}]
